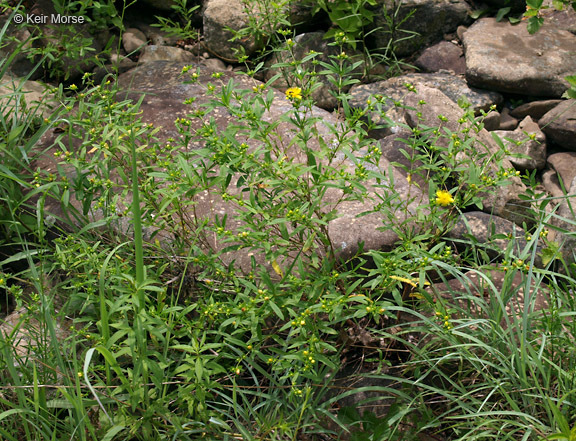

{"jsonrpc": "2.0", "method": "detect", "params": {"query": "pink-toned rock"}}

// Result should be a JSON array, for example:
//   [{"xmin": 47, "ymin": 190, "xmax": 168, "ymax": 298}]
[{"xmin": 415, "ymin": 40, "xmax": 466, "ymax": 75}]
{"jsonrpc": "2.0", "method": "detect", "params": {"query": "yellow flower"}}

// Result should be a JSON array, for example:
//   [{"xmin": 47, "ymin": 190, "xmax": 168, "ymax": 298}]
[
  {"xmin": 285, "ymin": 86, "xmax": 302, "ymax": 101},
  {"xmin": 435, "ymin": 190, "xmax": 454, "ymax": 206}
]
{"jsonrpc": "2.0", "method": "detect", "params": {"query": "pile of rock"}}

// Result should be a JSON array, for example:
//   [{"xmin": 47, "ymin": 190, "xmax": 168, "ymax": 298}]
[{"xmin": 3, "ymin": 0, "xmax": 576, "ymax": 275}]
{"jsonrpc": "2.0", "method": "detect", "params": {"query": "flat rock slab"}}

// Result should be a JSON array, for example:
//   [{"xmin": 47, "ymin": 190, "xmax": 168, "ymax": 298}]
[{"xmin": 463, "ymin": 17, "xmax": 576, "ymax": 97}]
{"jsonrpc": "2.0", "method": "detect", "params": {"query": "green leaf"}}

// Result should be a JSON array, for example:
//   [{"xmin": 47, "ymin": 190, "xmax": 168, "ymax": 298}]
[
  {"xmin": 527, "ymin": 16, "xmax": 545, "ymax": 34},
  {"xmin": 526, "ymin": 0, "xmax": 544, "ymax": 8},
  {"xmin": 565, "ymin": 74, "xmax": 576, "ymax": 86},
  {"xmin": 541, "ymin": 241, "xmax": 560, "ymax": 266},
  {"xmin": 563, "ymin": 75, "xmax": 576, "ymax": 98},
  {"xmin": 470, "ymin": 8, "xmax": 488, "ymax": 19},
  {"xmin": 101, "ymin": 425, "xmax": 126, "ymax": 441},
  {"xmin": 496, "ymin": 7, "xmax": 511, "ymax": 21}
]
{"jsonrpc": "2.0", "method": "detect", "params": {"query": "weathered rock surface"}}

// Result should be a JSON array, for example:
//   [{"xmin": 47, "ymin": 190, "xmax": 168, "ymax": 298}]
[
  {"xmin": 138, "ymin": 45, "xmax": 196, "ymax": 63},
  {"xmin": 122, "ymin": 27, "xmax": 148, "ymax": 54},
  {"xmin": 203, "ymin": 0, "xmax": 259, "ymax": 61},
  {"xmin": 349, "ymin": 71, "xmax": 503, "ymax": 137},
  {"xmin": 371, "ymin": 0, "xmax": 472, "ymax": 57},
  {"xmin": 414, "ymin": 40, "xmax": 466, "ymax": 75},
  {"xmin": 462, "ymin": 18, "xmax": 576, "ymax": 97},
  {"xmin": 493, "ymin": 116, "xmax": 547, "ymax": 171},
  {"xmin": 350, "ymin": 71, "xmax": 502, "ymax": 119},
  {"xmin": 510, "ymin": 99, "xmax": 563, "ymax": 121},
  {"xmin": 0, "ymin": 74, "xmax": 58, "ymax": 119},
  {"xmin": 547, "ymin": 152, "xmax": 576, "ymax": 189},
  {"xmin": 539, "ymin": 100, "xmax": 576, "ymax": 151}
]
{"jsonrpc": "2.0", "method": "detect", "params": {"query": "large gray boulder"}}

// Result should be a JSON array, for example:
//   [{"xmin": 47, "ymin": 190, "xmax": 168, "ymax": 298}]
[{"xmin": 462, "ymin": 17, "xmax": 576, "ymax": 97}]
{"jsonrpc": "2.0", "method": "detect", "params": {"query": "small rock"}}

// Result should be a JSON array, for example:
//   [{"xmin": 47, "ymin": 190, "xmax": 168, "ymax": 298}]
[
  {"xmin": 456, "ymin": 25, "xmax": 467, "ymax": 41},
  {"xmin": 539, "ymin": 100, "xmax": 576, "ymax": 151},
  {"xmin": 122, "ymin": 27, "xmax": 148, "ymax": 54},
  {"xmin": 482, "ymin": 111, "xmax": 500, "ymax": 131},
  {"xmin": 499, "ymin": 107, "xmax": 519, "ymax": 131},
  {"xmin": 510, "ymin": 99, "xmax": 563, "ymax": 120},
  {"xmin": 492, "ymin": 116, "xmax": 547, "ymax": 171},
  {"xmin": 414, "ymin": 40, "xmax": 466, "ymax": 75},
  {"xmin": 547, "ymin": 152, "xmax": 576, "ymax": 189},
  {"xmin": 201, "ymin": 58, "xmax": 228, "ymax": 71},
  {"xmin": 139, "ymin": 45, "xmax": 195, "ymax": 63},
  {"xmin": 542, "ymin": 168, "xmax": 564, "ymax": 198}
]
